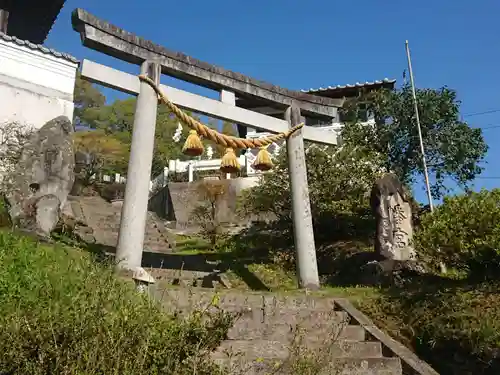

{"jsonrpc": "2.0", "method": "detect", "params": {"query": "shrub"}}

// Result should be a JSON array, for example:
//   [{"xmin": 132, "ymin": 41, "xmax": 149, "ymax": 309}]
[
  {"xmin": 414, "ymin": 189, "xmax": 500, "ymax": 279},
  {"xmin": 0, "ymin": 121, "xmax": 34, "ymax": 193},
  {"xmin": 0, "ymin": 195, "xmax": 10, "ymax": 227},
  {"xmin": 238, "ymin": 144, "xmax": 384, "ymax": 245},
  {"xmin": 191, "ymin": 180, "xmax": 230, "ymax": 247},
  {"xmin": 0, "ymin": 230, "xmax": 233, "ymax": 374},
  {"xmin": 361, "ymin": 279, "xmax": 500, "ymax": 375}
]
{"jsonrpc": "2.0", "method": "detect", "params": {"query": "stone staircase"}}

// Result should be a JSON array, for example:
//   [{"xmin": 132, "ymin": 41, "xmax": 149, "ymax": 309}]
[
  {"xmin": 68, "ymin": 196, "xmax": 438, "ymax": 374},
  {"xmin": 153, "ymin": 288, "xmax": 439, "ymax": 375},
  {"xmin": 68, "ymin": 196, "xmax": 175, "ymax": 253}
]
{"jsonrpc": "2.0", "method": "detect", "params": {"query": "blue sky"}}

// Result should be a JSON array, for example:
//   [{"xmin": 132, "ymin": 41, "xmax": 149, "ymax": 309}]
[{"xmin": 46, "ymin": 0, "xmax": 499, "ymax": 203}]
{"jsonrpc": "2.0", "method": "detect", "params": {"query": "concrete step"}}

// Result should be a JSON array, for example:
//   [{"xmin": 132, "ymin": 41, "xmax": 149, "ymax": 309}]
[
  {"xmin": 143, "ymin": 241, "xmax": 170, "ymax": 252},
  {"xmin": 228, "ymin": 322, "xmax": 364, "ymax": 342},
  {"xmin": 154, "ymin": 288, "xmax": 337, "ymax": 311},
  {"xmin": 213, "ymin": 340, "xmax": 382, "ymax": 360},
  {"xmin": 153, "ymin": 272, "xmax": 229, "ymax": 289},
  {"xmin": 159, "ymin": 300, "xmax": 348, "ymax": 327},
  {"xmin": 145, "ymin": 229, "xmax": 163, "ymax": 237},
  {"xmin": 223, "ymin": 306, "xmax": 349, "ymax": 325},
  {"xmin": 150, "ymin": 269, "xmax": 214, "ymax": 280},
  {"xmin": 214, "ymin": 357, "xmax": 402, "ymax": 375},
  {"xmin": 171, "ymin": 278, "xmax": 223, "ymax": 288}
]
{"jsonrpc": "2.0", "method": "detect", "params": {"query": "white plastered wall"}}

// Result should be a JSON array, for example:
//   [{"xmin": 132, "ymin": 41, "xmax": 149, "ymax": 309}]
[{"xmin": 0, "ymin": 37, "xmax": 78, "ymax": 130}]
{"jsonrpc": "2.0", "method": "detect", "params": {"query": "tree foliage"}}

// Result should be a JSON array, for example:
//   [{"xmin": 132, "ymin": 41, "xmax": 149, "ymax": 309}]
[
  {"xmin": 239, "ymin": 143, "xmax": 385, "ymax": 241},
  {"xmin": 73, "ymin": 130, "xmax": 129, "ymax": 184},
  {"xmin": 72, "ymin": 75, "xmax": 193, "ymax": 177},
  {"xmin": 73, "ymin": 72, "xmax": 106, "ymax": 128},
  {"xmin": 414, "ymin": 189, "xmax": 500, "ymax": 279},
  {"xmin": 191, "ymin": 180, "xmax": 230, "ymax": 246},
  {"xmin": 341, "ymin": 85, "xmax": 488, "ymax": 199}
]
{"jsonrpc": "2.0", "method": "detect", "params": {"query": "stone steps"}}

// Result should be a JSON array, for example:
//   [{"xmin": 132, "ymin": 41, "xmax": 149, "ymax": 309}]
[
  {"xmin": 149, "ymin": 287, "xmax": 440, "ymax": 375},
  {"xmin": 218, "ymin": 306, "xmax": 350, "ymax": 324},
  {"xmin": 73, "ymin": 196, "xmax": 175, "ymax": 253},
  {"xmin": 155, "ymin": 288, "xmax": 338, "ymax": 311},
  {"xmin": 170, "ymin": 299, "xmax": 367, "ymax": 345},
  {"xmin": 228, "ymin": 322, "xmax": 364, "ymax": 342},
  {"xmin": 143, "ymin": 238, "xmax": 172, "ymax": 253},
  {"xmin": 213, "ymin": 357, "xmax": 403, "ymax": 375},
  {"xmin": 213, "ymin": 340, "xmax": 383, "ymax": 360}
]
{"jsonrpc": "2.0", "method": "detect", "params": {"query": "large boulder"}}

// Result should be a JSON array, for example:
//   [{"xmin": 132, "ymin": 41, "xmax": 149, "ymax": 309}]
[{"xmin": 5, "ymin": 116, "xmax": 75, "ymax": 237}]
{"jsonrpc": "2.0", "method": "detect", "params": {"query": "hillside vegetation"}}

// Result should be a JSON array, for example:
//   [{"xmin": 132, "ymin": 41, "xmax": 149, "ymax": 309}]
[{"xmin": 0, "ymin": 229, "xmax": 232, "ymax": 375}]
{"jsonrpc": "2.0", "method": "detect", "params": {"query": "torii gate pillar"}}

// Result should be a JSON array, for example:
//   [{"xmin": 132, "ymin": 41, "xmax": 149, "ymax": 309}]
[
  {"xmin": 285, "ymin": 105, "xmax": 319, "ymax": 289},
  {"xmin": 115, "ymin": 60, "xmax": 160, "ymax": 271}
]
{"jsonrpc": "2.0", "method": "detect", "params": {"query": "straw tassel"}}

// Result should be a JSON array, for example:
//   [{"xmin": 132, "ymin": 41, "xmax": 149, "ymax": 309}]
[
  {"xmin": 252, "ymin": 146, "xmax": 274, "ymax": 171},
  {"xmin": 220, "ymin": 148, "xmax": 240, "ymax": 174},
  {"xmin": 182, "ymin": 129, "xmax": 204, "ymax": 156}
]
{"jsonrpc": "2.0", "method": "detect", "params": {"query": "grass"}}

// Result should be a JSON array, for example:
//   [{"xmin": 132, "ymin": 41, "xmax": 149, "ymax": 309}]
[
  {"xmin": 0, "ymin": 229, "xmax": 234, "ymax": 375},
  {"xmin": 175, "ymin": 235, "xmax": 212, "ymax": 252},
  {"xmin": 168, "ymin": 234, "xmax": 381, "ymax": 302}
]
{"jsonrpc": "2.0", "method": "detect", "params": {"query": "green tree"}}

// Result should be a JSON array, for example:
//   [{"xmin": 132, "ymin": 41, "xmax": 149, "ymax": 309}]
[
  {"xmin": 221, "ymin": 121, "xmax": 238, "ymax": 137},
  {"xmin": 239, "ymin": 143, "xmax": 385, "ymax": 241},
  {"xmin": 86, "ymin": 97, "xmax": 136, "ymax": 133},
  {"xmin": 81, "ymin": 96, "xmax": 197, "ymax": 177},
  {"xmin": 73, "ymin": 75, "xmax": 221, "ymax": 178},
  {"xmin": 73, "ymin": 130, "xmax": 129, "ymax": 184},
  {"xmin": 341, "ymin": 85, "xmax": 488, "ymax": 199},
  {"xmin": 73, "ymin": 73, "xmax": 106, "ymax": 128},
  {"xmin": 208, "ymin": 120, "xmax": 238, "ymax": 158},
  {"xmin": 151, "ymin": 103, "xmax": 192, "ymax": 176},
  {"xmin": 414, "ymin": 189, "xmax": 500, "ymax": 279}
]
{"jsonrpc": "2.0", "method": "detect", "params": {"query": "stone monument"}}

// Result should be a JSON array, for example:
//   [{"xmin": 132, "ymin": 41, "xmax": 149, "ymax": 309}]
[
  {"xmin": 361, "ymin": 173, "xmax": 424, "ymax": 286},
  {"xmin": 370, "ymin": 173, "xmax": 416, "ymax": 261}
]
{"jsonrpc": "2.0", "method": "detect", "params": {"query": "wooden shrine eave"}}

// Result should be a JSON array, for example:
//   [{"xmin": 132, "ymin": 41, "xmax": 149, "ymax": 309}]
[
  {"xmin": 71, "ymin": 8, "xmax": 343, "ymax": 119},
  {"xmin": 2, "ymin": 0, "xmax": 66, "ymax": 44}
]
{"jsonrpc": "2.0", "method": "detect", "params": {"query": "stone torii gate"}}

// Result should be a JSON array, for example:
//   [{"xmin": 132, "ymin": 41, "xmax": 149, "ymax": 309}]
[{"xmin": 72, "ymin": 8, "xmax": 342, "ymax": 289}]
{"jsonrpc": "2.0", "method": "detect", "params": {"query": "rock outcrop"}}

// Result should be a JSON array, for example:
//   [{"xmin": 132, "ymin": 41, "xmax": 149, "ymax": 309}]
[{"xmin": 5, "ymin": 116, "xmax": 75, "ymax": 237}]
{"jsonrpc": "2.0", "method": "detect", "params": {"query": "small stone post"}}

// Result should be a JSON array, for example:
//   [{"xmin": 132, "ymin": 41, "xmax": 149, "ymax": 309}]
[
  {"xmin": 188, "ymin": 163, "xmax": 194, "ymax": 182},
  {"xmin": 115, "ymin": 60, "xmax": 160, "ymax": 271},
  {"xmin": 285, "ymin": 105, "xmax": 320, "ymax": 289},
  {"xmin": 162, "ymin": 166, "xmax": 169, "ymax": 187},
  {"xmin": 132, "ymin": 267, "xmax": 155, "ymax": 294}
]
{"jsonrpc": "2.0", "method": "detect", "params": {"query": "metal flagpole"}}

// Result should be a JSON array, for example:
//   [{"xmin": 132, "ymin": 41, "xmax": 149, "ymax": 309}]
[{"xmin": 405, "ymin": 40, "xmax": 434, "ymax": 212}]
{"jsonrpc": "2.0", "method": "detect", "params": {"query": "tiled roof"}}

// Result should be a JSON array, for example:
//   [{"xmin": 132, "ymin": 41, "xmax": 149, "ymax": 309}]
[
  {"xmin": 0, "ymin": 31, "xmax": 79, "ymax": 64},
  {"xmin": 5, "ymin": 0, "xmax": 67, "ymax": 45},
  {"xmin": 302, "ymin": 78, "xmax": 396, "ymax": 94}
]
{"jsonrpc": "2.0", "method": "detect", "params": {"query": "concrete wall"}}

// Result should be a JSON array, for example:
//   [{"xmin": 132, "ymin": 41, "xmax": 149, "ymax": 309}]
[
  {"xmin": 0, "ymin": 36, "xmax": 78, "ymax": 130},
  {"xmin": 149, "ymin": 176, "xmax": 264, "ymax": 229}
]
